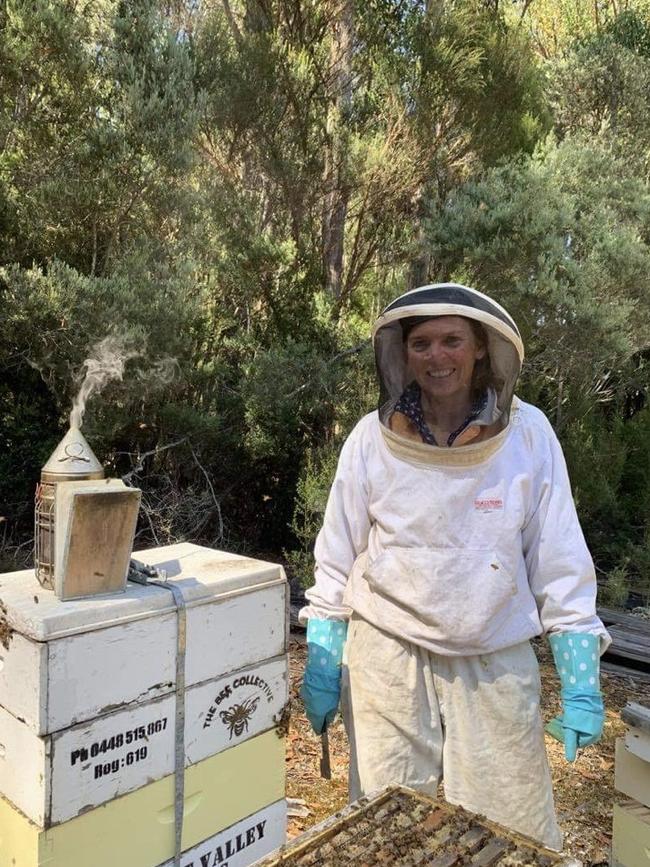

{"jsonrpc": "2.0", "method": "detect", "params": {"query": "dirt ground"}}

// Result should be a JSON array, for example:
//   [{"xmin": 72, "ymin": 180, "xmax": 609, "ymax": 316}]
[{"xmin": 285, "ymin": 633, "xmax": 650, "ymax": 866}]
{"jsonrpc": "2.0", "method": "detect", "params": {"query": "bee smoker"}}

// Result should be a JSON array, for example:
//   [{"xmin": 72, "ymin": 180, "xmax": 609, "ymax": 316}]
[
  {"xmin": 34, "ymin": 426, "xmax": 141, "ymax": 600},
  {"xmin": 34, "ymin": 426, "xmax": 104, "ymax": 590}
]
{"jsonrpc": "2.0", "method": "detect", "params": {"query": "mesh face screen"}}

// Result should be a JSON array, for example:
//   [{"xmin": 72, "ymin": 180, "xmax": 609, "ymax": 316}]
[{"xmin": 372, "ymin": 286, "xmax": 522, "ymax": 433}]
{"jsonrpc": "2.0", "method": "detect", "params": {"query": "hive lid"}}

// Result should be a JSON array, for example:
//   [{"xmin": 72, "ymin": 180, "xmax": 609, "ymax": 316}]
[
  {"xmin": 0, "ymin": 543, "xmax": 286, "ymax": 641},
  {"xmin": 41, "ymin": 427, "xmax": 104, "ymax": 478}
]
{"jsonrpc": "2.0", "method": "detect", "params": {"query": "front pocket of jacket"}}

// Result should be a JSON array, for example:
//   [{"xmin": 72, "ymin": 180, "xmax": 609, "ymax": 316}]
[{"xmin": 364, "ymin": 547, "xmax": 517, "ymax": 644}]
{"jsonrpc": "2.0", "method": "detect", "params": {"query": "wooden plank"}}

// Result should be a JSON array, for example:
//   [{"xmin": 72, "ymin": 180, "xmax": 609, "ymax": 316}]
[
  {"xmin": 606, "ymin": 624, "xmax": 650, "ymax": 643},
  {"xmin": 0, "ymin": 728, "xmax": 285, "ymax": 867},
  {"xmin": 603, "ymin": 635, "xmax": 650, "ymax": 666},
  {"xmin": 615, "ymin": 738, "xmax": 650, "ymax": 808},
  {"xmin": 602, "ymin": 661, "xmax": 650, "ymax": 684},
  {"xmin": 622, "ymin": 702, "xmax": 650, "ymax": 732},
  {"xmin": 598, "ymin": 607, "xmax": 650, "ymax": 630},
  {"xmin": 55, "ymin": 483, "xmax": 140, "ymax": 600},
  {"xmin": 157, "ymin": 800, "xmax": 286, "ymax": 867},
  {"xmin": 611, "ymin": 799, "xmax": 650, "ymax": 867},
  {"xmin": 607, "ymin": 627, "xmax": 650, "ymax": 650}
]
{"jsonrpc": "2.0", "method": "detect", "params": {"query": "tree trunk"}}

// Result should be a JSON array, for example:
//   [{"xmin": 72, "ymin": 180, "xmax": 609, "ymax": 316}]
[{"xmin": 322, "ymin": 0, "xmax": 354, "ymax": 304}]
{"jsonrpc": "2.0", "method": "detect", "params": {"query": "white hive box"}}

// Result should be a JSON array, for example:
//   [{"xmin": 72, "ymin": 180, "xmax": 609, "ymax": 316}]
[
  {"xmin": 0, "ymin": 543, "xmax": 288, "ymax": 832},
  {"xmin": 0, "ymin": 727, "xmax": 286, "ymax": 867},
  {"xmin": 615, "ymin": 737, "xmax": 650, "ymax": 810},
  {"xmin": 158, "ymin": 800, "xmax": 287, "ymax": 867},
  {"xmin": 626, "ymin": 723, "xmax": 650, "ymax": 762},
  {"xmin": 0, "ymin": 542, "xmax": 287, "ymax": 735},
  {"xmin": 0, "ymin": 654, "xmax": 288, "ymax": 826}
]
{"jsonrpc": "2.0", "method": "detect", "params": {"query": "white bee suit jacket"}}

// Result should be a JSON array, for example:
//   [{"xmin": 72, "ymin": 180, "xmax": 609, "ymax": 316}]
[
  {"xmin": 300, "ymin": 400, "xmax": 609, "ymax": 654},
  {"xmin": 300, "ymin": 284, "xmax": 609, "ymax": 650}
]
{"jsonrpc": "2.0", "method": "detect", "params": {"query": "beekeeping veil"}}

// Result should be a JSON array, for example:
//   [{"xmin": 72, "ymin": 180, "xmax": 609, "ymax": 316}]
[{"xmin": 372, "ymin": 284, "xmax": 524, "ymax": 448}]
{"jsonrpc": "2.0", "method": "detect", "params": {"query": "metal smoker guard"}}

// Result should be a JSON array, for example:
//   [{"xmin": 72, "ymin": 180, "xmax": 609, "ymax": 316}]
[{"xmin": 34, "ymin": 426, "xmax": 104, "ymax": 589}]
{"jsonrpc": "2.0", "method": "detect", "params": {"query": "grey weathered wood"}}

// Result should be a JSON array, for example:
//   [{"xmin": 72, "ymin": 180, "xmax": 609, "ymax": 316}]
[
  {"xmin": 621, "ymin": 701, "xmax": 650, "ymax": 732},
  {"xmin": 607, "ymin": 627, "xmax": 650, "ymax": 649},
  {"xmin": 598, "ymin": 607, "xmax": 650, "ymax": 630},
  {"xmin": 601, "ymin": 661, "xmax": 650, "ymax": 684}
]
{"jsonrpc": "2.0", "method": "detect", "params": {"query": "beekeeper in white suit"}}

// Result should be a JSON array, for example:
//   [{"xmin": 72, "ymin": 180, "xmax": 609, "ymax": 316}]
[{"xmin": 299, "ymin": 283, "xmax": 610, "ymax": 850}]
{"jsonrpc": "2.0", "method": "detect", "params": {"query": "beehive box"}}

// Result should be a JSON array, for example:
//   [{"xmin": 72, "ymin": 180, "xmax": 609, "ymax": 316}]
[
  {"xmin": 0, "ymin": 653, "xmax": 288, "ymax": 825},
  {"xmin": 0, "ymin": 542, "xmax": 287, "ymax": 735},
  {"xmin": 159, "ymin": 800, "xmax": 287, "ymax": 867},
  {"xmin": 612, "ymin": 799, "xmax": 650, "ymax": 867},
  {"xmin": 615, "ymin": 736, "xmax": 650, "ymax": 810},
  {"xmin": 254, "ymin": 787, "xmax": 580, "ymax": 867},
  {"xmin": 0, "ymin": 542, "xmax": 289, "ymax": 865},
  {"xmin": 612, "ymin": 702, "xmax": 650, "ymax": 867},
  {"xmin": 0, "ymin": 727, "xmax": 286, "ymax": 867},
  {"xmin": 622, "ymin": 701, "xmax": 650, "ymax": 763}
]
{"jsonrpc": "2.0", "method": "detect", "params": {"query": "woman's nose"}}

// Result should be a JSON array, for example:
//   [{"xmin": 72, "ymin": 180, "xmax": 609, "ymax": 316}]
[{"xmin": 426, "ymin": 342, "xmax": 445, "ymax": 362}]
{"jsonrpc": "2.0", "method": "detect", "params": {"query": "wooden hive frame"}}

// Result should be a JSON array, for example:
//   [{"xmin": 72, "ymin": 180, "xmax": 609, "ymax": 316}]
[{"xmin": 254, "ymin": 786, "xmax": 581, "ymax": 867}]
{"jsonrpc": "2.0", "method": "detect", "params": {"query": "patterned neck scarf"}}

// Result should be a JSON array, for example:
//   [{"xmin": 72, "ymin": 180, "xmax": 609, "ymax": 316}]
[{"xmin": 393, "ymin": 382, "xmax": 489, "ymax": 447}]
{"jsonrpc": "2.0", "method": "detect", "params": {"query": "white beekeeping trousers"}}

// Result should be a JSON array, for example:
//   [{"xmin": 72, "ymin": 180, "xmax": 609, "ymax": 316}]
[{"xmin": 341, "ymin": 614, "xmax": 563, "ymax": 851}]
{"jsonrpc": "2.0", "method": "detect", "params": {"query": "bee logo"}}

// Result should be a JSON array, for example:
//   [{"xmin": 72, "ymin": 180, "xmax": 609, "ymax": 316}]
[{"xmin": 219, "ymin": 696, "xmax": 260, "ymax": 739}]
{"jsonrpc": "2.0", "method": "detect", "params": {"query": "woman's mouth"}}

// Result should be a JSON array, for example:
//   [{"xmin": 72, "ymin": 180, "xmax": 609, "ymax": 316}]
[{"xmin": 427, "ymin": 368, "xmax": 454, "ymax": 379}]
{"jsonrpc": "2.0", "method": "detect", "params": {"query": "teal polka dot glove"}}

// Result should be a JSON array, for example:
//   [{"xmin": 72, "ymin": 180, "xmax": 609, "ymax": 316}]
[
  {"xmin": 300, "ymin": 619, "xmax": 348, "ymax": 735},
  {"xmin": 546, "ymin": 632, "xmax": 604, "ymax": 762}
]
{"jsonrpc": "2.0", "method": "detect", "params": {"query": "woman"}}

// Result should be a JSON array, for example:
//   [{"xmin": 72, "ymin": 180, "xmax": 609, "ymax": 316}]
[{"xmin": 300, "ymin": 283, "xmax": 609, "ymax": 850}]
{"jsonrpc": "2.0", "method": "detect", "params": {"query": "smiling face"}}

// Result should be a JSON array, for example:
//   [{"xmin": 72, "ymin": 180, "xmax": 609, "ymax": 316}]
[{"xmin": 404, "ymin": 316, "xmax": 486, "ymax": 409}]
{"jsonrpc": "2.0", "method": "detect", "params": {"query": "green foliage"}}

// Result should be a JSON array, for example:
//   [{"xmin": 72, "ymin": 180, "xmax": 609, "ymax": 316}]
[
  {"xmin": 285, "ymin": 442, "xmax": 342, "ymax": 589},
  {"xmin": 429, "ymin": 136, "xmax": 649, "ymax": 397},
  {"xmin": 2, "ymin": 0, "xmax": 650, "ymax": 603},
  {"xmin": 598, "ymin": 564, "xmax": 632, "ymax": 609}
]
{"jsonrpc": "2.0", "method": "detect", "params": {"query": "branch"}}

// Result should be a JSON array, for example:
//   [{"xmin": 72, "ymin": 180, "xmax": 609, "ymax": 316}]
[
  {"xmin": 222, "ymin": 0, "xmax": 244, "ymax": 49},
  {"xmin": 188, "ymin": 443, "xmax": 224, "ymax": 544},
  {"xmin": 120, "ymin": 437, "xmax": 189, "ymax": 484},
  {"xmin": 284, "ymin": 340, "xmax": 369, "ymax": 399}
]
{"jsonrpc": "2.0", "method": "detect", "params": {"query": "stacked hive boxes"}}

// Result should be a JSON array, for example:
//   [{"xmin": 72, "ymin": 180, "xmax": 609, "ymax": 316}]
[
  {"xmin": 0, "ymin": 542, "xmax": 288, "ymax": 867},
  {"xmin": 612, "ymin": 701, "xmax": 650, "ymax": 867}
]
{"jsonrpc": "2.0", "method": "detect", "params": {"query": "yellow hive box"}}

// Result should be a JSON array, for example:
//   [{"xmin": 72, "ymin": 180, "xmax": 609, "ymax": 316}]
[
  {"xmin": 615, "ymin": 737, "xmax": 650, "ymax": 809},
  {"xmin": 0, "ymin": 728, "xmax": 284, "ymax": 867},
  {"xmin": 612, "ymin": 799, "xmax": 650, "ymax": 867}
]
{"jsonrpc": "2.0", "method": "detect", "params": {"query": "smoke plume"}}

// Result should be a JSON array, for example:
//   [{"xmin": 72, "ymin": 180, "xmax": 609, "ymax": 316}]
[
  {"xmin": 69, "ymin": 336, "xmax": 180, "ymax": 429},
  {"xmin": 69, "ymin": 336, "xmax": 140, "ymax": 430},
  {"xmin": 136, "ymin": 356, "xmax": 180, "ymax": 388}
]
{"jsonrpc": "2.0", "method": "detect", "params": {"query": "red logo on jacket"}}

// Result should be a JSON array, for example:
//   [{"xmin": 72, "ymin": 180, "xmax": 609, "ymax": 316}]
[{"xmin": 474, "ymin": 497, "xmax": 504, "ymax": 511}]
